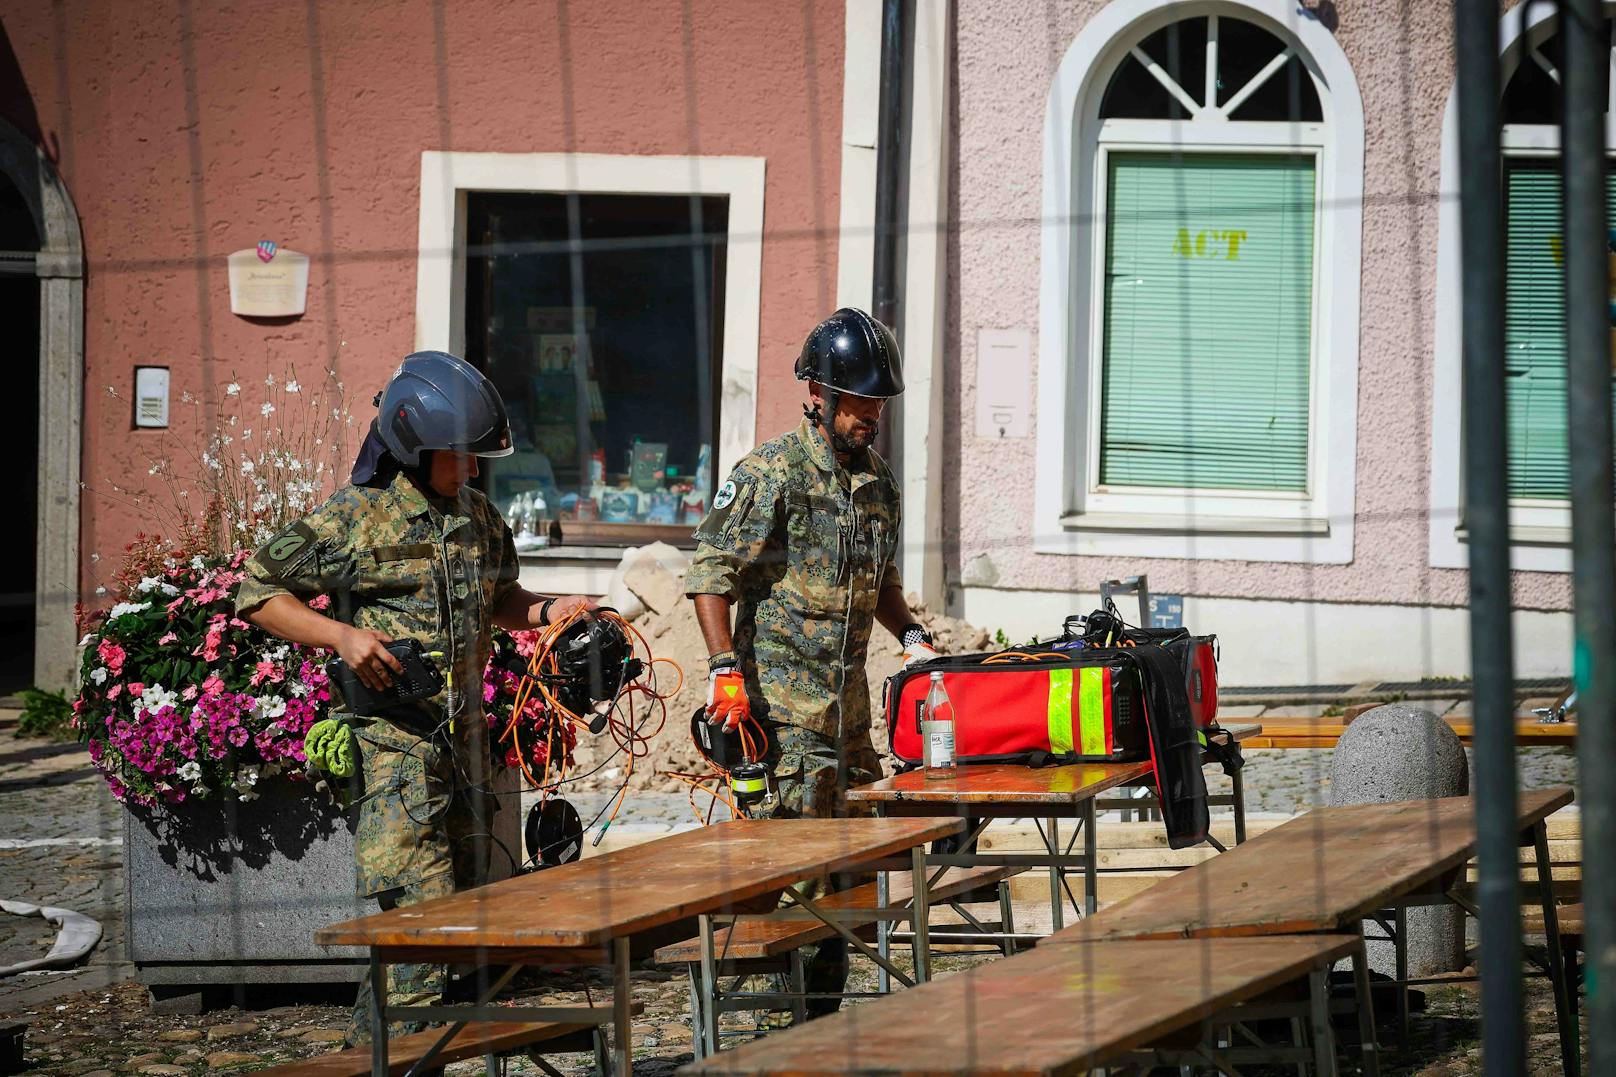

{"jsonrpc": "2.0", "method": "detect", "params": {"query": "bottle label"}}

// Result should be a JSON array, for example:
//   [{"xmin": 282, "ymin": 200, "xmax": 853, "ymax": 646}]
[{"xmin": 926, "ymin": 722, "xmax": 955, "ymax": 768}]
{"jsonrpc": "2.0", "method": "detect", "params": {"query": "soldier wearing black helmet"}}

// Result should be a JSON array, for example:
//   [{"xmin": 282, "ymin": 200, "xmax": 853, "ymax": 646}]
[
  {"xmin": 685, "ymin": 308, "xmax": 940, "ymax": 1015},
  {"xmin": 236, "ymin": 351, "xmax": 594, "ymax": 1045}
]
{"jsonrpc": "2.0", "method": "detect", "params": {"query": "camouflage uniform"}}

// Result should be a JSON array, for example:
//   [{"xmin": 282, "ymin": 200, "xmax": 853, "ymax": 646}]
[
  {"xmin": 235, "ymin": 468, "xmax": 520, "ymax": 1043},
  {"xmin": 685, "ymin": 417, "xmax": 900, "ymax": 1013}
]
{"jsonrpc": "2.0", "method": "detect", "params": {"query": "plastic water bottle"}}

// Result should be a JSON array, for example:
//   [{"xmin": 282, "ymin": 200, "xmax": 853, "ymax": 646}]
[{"xmin": 922, "ymin": 671, "xmax": 956, "ymax": 779}]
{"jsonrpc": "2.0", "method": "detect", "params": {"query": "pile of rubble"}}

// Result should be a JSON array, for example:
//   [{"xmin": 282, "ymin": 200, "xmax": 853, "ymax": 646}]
[{"xmin": 563, "ymin": 544, "xmax": 994, "ymax": 800}]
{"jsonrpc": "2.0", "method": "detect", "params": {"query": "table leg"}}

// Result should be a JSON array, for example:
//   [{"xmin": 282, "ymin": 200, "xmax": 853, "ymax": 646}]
[
  {"xmin": 789, "ymin": 947, "xmax": 808, "ymax": 1025},
  {"xmin": 1394, "ymin": 906, "xmax": 1410, "ymax": 1047},
  {"xmin": 877, "ymin": 866, "xmax": 891, "ymax": 994},
  {"xmin": 369, "ymin": 951, "xmax": 388, "ymax": 1077},
  {"xmin": 911, "ymin": 845, "xmax": 932, "ymax": 984},
  {"xmin": 1047, "ymin": 817, "xmax": 1064, "ymax": 932},
  {"xmin": 684, "ymin": 964, "xmax": 707, "ymax": 1061},
  {"xmin": 613, "ymin": 937, "xmax": 632, "ymax": 1077},
  {"xmin": 998, "ymin": 881, "xmax": 1017, "ymax": 957},
  {"xmin": 1351, "ymin": 930, "xmax": 1381, "ymax": 1077},
  {"xmin": 1232, "ymin": 763, "xmax": 1248, "ymax": 845},
  {"xmin": 1083, "ymin": 799, "xmax": 1099, "ymax": 917},
  {"xmin": 698, "ymin": 915, "xmax": 720, "ymax": 1059},
  {"xmin": 1307, "ymin": 968, "xmax": 1338, "ymax": 1077},
  {"xmin": 1534, "ymin": 821, "xmax": 1580, "ymax": 1077}
]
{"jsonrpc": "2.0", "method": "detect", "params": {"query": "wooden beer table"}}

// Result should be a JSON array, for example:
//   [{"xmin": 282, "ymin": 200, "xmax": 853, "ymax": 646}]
[
  {"xmin": 845, "ymin": 723, "xmax": 1259, "ymax": 937},
  {"xmin": 1047, "ymin": 787, "xmax": 1580, "ymax": 1075},
  {"xmin": 315, "ymin": 816, "xmax": 962, "ymax": 1077}
]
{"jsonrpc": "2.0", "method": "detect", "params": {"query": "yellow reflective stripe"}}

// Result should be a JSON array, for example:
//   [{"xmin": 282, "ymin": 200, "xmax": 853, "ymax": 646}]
[
  {"xmin": 1078, "ymin": 666, "xmax": 1107, "ymax": 756},
  {"xmin": 1047, "ymin": 669, "xmax": 1074, "ymax": 754}
]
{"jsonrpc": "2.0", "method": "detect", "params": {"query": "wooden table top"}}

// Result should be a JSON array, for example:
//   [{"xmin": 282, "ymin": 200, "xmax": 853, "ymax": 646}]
[
  {"xmin": 1240, "ymin": 715, "xmax": 1577, "ymax": 749},
  {"xmin": 1046, "ymin": 786, "xmax": 1573, "ymax": 943},
  {"xmin": 315, "ymin": 816, "xmax": 962, "ymax": 951},
  {"xmin": 680, "ymin": 935, "xmax": 1358, "ymax": 1076},
  {"xmin": 845, "ymin": 723, "xmax": 1259, "ymax": 806}
]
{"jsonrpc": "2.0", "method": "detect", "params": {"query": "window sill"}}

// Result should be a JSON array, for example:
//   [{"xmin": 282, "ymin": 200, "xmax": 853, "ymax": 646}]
[
  {"xmin": 1453, "ymin": 524, "xmax": 1572, "ymax": 547},
  {"xmin": 1060, "ymin": 511, "xmax": 1331, "ymax": 536}
]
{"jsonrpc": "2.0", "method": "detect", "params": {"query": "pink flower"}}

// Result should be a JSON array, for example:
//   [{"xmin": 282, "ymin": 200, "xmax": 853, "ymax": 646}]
[
  {"xmin": 158, "ymin": 632, "xmax": 178, "ymax": 645},
  {"xmin": 201, "ymin": 674, "xmax": 226, "ymax": 697},
  {"xmin": 250, "ymin": 659, "xmax": 284, "ymax": 687},
  {"xmin": 127, "ymin": 682, "xmax": 145, "ymax": 698},
  {"xmin": 106, "ymin": 684, "xmax": 122, "ymax": 700},
  {"xmin": 308, "ymin": 593, "xmax": 332, "ymax": 611},
  {"xmin": 97, "ymin": 639, "xmax": 126, "ymax": 676},
  {"xmin": 181, "ymin": 684, "xmax": 198, "ymax": 701}
]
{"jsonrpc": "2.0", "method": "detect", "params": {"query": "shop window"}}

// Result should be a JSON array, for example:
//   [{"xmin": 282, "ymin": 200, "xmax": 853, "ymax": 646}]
[{"xmin": 463, "ymin": 192, "xmax": 728, "ymax": 547}]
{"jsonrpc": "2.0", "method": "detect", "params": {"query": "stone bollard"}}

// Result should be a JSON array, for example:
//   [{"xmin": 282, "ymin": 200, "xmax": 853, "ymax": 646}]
[{"xmin": 1329, "ymin": 704, "xmax": 1470, "ymax": 977}]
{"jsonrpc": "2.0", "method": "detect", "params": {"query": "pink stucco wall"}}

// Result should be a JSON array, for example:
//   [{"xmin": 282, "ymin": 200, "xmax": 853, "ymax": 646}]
[
  {"xmin": 0, "ymin": 0, "xmax": 842, "ymax": 594},
  {"xmin": 948, "ymin": 0, "xmax": 1572, "ymax": 612}
]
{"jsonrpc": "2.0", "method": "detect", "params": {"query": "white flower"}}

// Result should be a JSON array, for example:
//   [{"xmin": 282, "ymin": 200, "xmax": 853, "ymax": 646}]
[
  {"xmin": 261, "ymin": 762, "xmax": 284, "ymax": 778},
  {"xmin": 78, "ymin": 633, "xmax": 94, "ymax": 647},
  {"xmin": 90, "ymin": 553, "xmax": 100, "ymax": 563},
  {"xmin": 288, "ymin": 680, "xmax": 310, "ymax": 697},
  {"xmin": 89, "ymin": 667, "xmax": 108, "ymax": 686},
  {"xmin": 242, "ymin": 429, "xmax": 252, "ymax": 441},
  {"xmin": 238, "ymin": 765, "xmax": 261, "ymax": 788},
  {"xmin": 255, "ymin": 696, "xmax": 287, "ymax": 719},
  {"xmin": 238, "ymin": 789, "xmax": 260, "ymax": 803},
  {"xmin": 265, "ymin": 373, "xmax": 276, "ymax": 387},
  {"xmin": 177, "ymin": 760, "xmax": 202, "ymax": 782},
  {"xmin": 94, "ymin": 586, "xmax": 107, "ymax": 596},
  {"xmin": 191, "ymin": 556, "xmax": 206, "ymax": 571},
  {"xmin": 260, "ymin": 402, "xmax": 275, "ymax": 417},
  {"xmin": 139, "ymin": 684, "xmax": 178, "ymax": 713},
  {"xmin": 240, "ymin": 460, "xmax": 254, "ymax": 475},
  {"xmin": 107, "ymin": 601, "xmax": 150, "ymax": 619},
  {"xmin": 190, "ymin": 783, "xmax": 209, "ymax": 796},
  {"xmin": 226, "ymin": 382, "xmax": 241, "ymax": 396},
  {"xmin": 285, "ymin": 380, "xmax": 300, "ymax": 393}
]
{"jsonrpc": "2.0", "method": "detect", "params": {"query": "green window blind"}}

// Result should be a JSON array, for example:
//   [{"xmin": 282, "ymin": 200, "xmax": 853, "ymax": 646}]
[
  {"xmin": 1098, "ymin": 152, "xmax": 1317, "ymax": 491},
  {"xmin": 1503, "ymin": 157, "xmax": 1616, "ymax": 500}
]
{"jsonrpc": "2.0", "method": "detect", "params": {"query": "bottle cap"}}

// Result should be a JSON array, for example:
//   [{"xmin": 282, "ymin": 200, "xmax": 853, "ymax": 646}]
[{"xmin": 930, "ymin": 670, "xmax": 944, "ymax": 680}]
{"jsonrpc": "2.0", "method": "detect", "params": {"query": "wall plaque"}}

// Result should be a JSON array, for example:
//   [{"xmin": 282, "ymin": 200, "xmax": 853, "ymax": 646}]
[{"xmin": 228, "ymin": 243, "xmax": 310, "ymax": 317}]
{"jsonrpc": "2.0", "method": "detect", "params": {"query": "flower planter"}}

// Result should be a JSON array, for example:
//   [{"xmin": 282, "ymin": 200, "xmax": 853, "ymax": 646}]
[
  {"xmin": 124, "ymin": 781, "xmax": 372, "ymax": 987},
  {"xmin": 124, "ymin": 771, "xmax": 524, "ymax": 988}
]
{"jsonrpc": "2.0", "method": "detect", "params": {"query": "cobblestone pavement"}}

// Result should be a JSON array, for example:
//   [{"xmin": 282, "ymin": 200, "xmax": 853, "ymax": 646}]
[{"xmin": 0, "ymin": 723, "xmax": 1588, "ymax": 1075}]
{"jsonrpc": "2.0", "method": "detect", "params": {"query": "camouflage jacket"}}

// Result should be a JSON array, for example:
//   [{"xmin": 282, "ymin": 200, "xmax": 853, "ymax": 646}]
[
  {"xmin": 235, "ymin": 469, "xmax": 521, "ymax": 752},
  {"xmin": 685, "ymin": 418, "xmax": 902, "ymax": 738}
]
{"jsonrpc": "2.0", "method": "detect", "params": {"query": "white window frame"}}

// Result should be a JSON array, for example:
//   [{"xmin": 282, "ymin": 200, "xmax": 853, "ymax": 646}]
[
  {"xmin": 414, "ymin": 151, "xmax": 765, "ymax": 484},
  {"xmin": 1035, "ymin": 0, "xmax": 1363, "ymax": 563},
  {"xmin": 1429, "ymin": 5, "xmax": 1616, "ymax": 571}
]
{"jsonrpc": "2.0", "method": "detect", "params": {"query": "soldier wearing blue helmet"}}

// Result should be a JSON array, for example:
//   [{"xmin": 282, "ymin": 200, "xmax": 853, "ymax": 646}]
[{"xmin": 237, "ymin": 351, "xmax": 594, "ymax": 1045}]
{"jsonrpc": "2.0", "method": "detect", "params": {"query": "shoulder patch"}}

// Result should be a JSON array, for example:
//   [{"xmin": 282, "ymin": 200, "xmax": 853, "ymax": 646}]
[
  {"xmin": 713, "ymin": 480, "xmax": 739, "ymax": 510},
  {"xmin": 253, "ymin": 520, "xmax": 321, "ymax": 578}
]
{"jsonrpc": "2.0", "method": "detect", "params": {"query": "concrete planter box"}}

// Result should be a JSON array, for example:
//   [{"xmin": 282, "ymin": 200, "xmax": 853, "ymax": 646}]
[
  {"xmin": 124, "ymin": 782, "xmax": 372, "ymax": 987},
  {"xmin": 124, "ymin": 771, "xmax": 524, "ymax": 987}
]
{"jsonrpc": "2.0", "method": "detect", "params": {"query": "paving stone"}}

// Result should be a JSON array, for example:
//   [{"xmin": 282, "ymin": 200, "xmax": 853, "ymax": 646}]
[
  {"xmin": 299, "ymin": 1029, "xmax": 345, "ymax": 1044},
  {"xmin": 138, "ymin": 1067, "xmax": 188, "ymax": 1076},
  {"xmin": 123, "ymin": 1051, "xmax": 164, "ymax": 1067},
  {"xmin": 78, "ymin": 1071, "xmax": 114, "ymax": 1077},
  {"xmin": 205, "ymin": 1050, "xmax": 261, "ymax": 1068},
  {"xmin": 205, "ymin": 1022, "xmax": 259, "ymax": 1041},
  {"xmin": 157, "ymin": 1030, "xmax": 202, "ymax": 1043}
]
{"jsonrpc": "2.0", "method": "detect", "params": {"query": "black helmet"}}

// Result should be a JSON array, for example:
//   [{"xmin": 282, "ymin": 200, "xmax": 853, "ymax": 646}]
[
  {"xmin": 793, "ymin": 308, "xmax": 905, "ymax": 398},
  {"xmin": 373, "ymin": 351, "xmax": 514, "ymax": 466}
]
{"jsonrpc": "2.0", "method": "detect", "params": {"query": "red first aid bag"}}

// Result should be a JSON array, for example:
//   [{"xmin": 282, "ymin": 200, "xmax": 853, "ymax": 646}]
[{"xmin": 885, "ymin": 653, "xmax": 1151, "ymax": 766}]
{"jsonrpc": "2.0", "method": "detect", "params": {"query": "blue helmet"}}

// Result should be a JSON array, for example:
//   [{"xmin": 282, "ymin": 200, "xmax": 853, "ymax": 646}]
[{"xmin": 373, "ymin": 351, "xmax": 513, "ymax": 466}]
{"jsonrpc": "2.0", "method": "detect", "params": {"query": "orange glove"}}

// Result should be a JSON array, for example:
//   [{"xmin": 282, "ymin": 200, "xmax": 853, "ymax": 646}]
[{"xmin": 706, "ymin": 665, "xmax": 751, "ymax": 731}]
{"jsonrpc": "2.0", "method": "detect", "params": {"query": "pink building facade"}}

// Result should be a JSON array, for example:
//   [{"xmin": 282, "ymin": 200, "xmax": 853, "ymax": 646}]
[{"xmin": 0, "ymin": 0, "xmax": 1594, "ymax": 689}]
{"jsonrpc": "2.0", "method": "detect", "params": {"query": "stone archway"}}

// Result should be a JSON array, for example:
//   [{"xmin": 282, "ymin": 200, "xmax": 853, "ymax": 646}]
[{"xmin": 0, "ymin": 119, "xmax": 83, "ymax": 692}]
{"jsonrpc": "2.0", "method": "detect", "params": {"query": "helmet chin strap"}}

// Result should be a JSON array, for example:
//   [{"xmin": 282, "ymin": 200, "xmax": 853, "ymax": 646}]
[{"xmin": 804, "ymin": 389, "xmax": 843, "ymax": 450}]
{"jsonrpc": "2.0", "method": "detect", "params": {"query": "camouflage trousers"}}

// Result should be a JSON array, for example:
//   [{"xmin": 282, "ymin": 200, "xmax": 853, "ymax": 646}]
[
  {"xmin": 346, "ymin": 729, "xmax": 492, "ymax": 1046},
  {"xmin": 761, "ymin": 725, "xmax": 884, "ymax": 1017}
]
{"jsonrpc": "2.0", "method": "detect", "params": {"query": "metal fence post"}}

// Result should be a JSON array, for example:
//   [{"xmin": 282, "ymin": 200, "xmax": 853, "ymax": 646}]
[{"xmin": 1454, "ymin": 2, "xmax": 1525, "ymax": 1072}]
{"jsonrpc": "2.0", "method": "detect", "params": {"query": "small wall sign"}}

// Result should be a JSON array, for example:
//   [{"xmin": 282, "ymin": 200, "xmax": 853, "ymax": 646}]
[
  {"xmin": 228, "ymin": 243, "xmax": 310, "ymax": 317},
  {"xmin": 1148, "ymin": 594, "xmax": 1185, "ymax": 630}
]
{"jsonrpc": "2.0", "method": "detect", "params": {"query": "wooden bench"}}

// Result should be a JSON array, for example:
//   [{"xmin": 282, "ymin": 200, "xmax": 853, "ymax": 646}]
[
  {"xmin": 255, "ymin": 1006, "xmax": 632, "ymax": 1076},
  {"xmin": 679, "ymin": 935, "xmax": 1367, "ymax": 1075},
  {"xmin": 657, "ymin": 864, "xmax": 1021, "ymax": 1060}
]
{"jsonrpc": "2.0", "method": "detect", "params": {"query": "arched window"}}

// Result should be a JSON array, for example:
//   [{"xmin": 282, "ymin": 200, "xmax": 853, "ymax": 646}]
[
  {"xmin": 1035, "ymin": 1, "xmax": 1363, "ymax": 564},
  {"xmin": 1429, "ymin": 6, "xmax": 1615, "ymax": 571}
]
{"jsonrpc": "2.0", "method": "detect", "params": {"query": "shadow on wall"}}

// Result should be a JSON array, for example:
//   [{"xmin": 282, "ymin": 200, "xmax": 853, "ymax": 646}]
[{"xmin": 0, "ymin": 19, "xmax": 43, "ymax": 150}]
